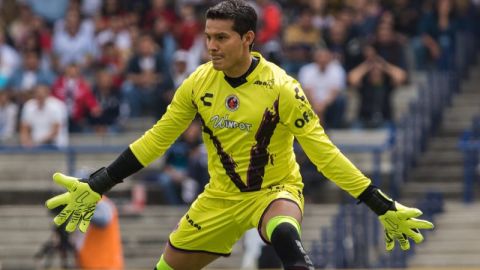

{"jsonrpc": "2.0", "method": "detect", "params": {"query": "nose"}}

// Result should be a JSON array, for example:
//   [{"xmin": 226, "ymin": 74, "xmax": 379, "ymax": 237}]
[{"xmin": 206, "ymin": 39, "xmax": 218, "ymax": 52}]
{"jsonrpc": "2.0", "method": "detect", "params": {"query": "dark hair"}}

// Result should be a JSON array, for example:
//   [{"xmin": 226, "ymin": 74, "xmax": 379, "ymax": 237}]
[{"xmin": 206, "ymin": 0, "xmax": 257, "ymax": 37}]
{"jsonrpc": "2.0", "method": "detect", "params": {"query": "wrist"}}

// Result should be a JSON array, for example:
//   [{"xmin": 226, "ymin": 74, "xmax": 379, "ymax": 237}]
[
  {"xmin": 357, "ymin": 185, "xmax": 395, "ymax": 215},
  {"xmin": 83, "ymin": 167, "xmax": 119, "ymax": 195}
]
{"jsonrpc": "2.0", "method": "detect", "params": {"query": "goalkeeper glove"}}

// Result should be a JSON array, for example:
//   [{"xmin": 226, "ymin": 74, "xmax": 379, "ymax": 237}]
[
  {"xmin": 45, "ymin": 167, "xmax": 117, "ymax": 233},
  {"xmin": 358, "ymin": 185, "xmax": 435, "ymax": 251}
]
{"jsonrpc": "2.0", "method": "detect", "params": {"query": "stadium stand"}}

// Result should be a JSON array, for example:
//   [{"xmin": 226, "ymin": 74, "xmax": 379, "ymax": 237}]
[{"xmin": 1, "ymin": 0, "xmax": 480, "ymax": 269}]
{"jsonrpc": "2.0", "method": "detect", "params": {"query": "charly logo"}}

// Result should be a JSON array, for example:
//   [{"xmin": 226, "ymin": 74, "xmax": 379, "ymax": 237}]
[{"xmin": 225, "ymin": 95, "xmax": 239, "ymax": 111}]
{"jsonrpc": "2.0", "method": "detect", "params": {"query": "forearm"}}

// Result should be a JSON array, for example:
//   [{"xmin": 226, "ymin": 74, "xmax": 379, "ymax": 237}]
[
  {"xmin": 86, "ymin": 147, "xmax": 144, "ymax": 194},
  {"xmin": 348, "ymin": 62, "xmax": 370, "ymax": 87},
  {"xmin": 40, "ymin": 124, "xmax": 60, "ymax": 144},
  {"xmin": 357, "ymin": 185, "xmax": 394, "ymax": 215}
]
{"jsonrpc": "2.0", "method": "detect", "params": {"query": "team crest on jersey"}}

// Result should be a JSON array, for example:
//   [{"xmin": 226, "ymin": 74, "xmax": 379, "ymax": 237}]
[{"xmin": 225, "ymin": 95, "xmax": 239, "ymax": 111}]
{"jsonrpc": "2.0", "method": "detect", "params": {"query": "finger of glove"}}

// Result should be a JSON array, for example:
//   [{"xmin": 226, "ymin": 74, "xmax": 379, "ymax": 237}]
[
  {"xmin": 78, "ymin": 204, "xmax": 96, "ymax": 233},
  {"xmin": 53, "ymin": 204, "xmax": 75, "ymax": 226},
  {"xmin": 402, "ymin": 228, "xmax": 424, "ymax": 243},
  {"xmin": 53, "ymin": 173, "xmax": 78, "ymax": 192},
  {"xmin": 397, "ymin": 207, "xmax": 422, "ymax": 219},
  {"xmin": 66, "ymin": 209, "xmax": 83, "ymax": 232},
  {"xmin": 396, "ymin": 234, "xmax": 411, "ymax": 250},
  {"xmin": 79, "ymin": 219, "xmax": 91, "ymax": 233},
  {"xmin": 407, "ymin": 218, "xmax": 434, "ymax": 229},
  {"xmin": 385, "ymin": 232, "xmax": 395, "ymax": 251},
  {"xmin": 45, "ymin": 192, "xmax": 69, "ymax": 209}
]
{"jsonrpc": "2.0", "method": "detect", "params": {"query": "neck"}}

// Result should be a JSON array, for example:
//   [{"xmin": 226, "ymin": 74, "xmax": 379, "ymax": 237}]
[{"xmin": 224, "ymin": 54, "xmax": 252, "ymax": 78}]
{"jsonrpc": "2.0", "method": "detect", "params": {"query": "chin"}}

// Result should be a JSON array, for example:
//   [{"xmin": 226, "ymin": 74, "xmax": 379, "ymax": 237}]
[{"xmin": 211, "ymin": 63, "xmax": 224, "ymax": 71}]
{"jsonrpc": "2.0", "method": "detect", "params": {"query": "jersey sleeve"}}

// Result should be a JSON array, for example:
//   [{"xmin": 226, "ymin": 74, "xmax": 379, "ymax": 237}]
[
  {"xmin": 129, "ymin": 73, "xmax": 197, "ymax": 166},
  {"xmin": 278, "ymin": 78, "xmax": 371, "ymax": 198}
]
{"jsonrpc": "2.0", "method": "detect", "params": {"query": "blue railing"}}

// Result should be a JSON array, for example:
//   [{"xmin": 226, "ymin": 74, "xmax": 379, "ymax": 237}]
[
  {"xmin": 458, "ymin": 116, "xmax": 480, "ymax": 203},
  {"xmin": 310, "ymin": 192, "xmax": 444, "ymax": 269},
  {"xmin": 310, "ymin": 29, "xmax": 477, "ymax": 268}
]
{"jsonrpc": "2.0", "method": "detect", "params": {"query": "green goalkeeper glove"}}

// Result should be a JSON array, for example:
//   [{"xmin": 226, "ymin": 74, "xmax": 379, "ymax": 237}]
[
  {"xmin": 379, "ymin": 201, "xmax": 434, "ymax": 251},
  {"xmin": 46, "ymin": 173, "xmax": 101, "ymax": 233},
  {"xmin": 358, "ymin": 186, "xmax": 434, "ymax": 251}
]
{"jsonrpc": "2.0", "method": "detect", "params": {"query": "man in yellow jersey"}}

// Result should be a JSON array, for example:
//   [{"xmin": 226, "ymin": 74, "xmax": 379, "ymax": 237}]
[{"xmin": 45, "ymin": 1, "xmax": 434, "ymax": 269}]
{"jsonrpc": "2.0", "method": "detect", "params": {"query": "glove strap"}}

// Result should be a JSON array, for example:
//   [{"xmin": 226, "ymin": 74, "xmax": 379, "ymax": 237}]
[
  {"xmin": 357, "ymin": 185, "xmax": 395, "ymax": 215},
  {"xmin": 83, "ymin": 167, "xmax": 120, "ymax": 195}
]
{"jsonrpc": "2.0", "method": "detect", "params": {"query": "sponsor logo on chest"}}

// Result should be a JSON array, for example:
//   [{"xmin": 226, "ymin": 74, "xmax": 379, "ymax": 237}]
[{"xmin": 210, "ymin": 114, "xmax": 252, "ymax": 132}]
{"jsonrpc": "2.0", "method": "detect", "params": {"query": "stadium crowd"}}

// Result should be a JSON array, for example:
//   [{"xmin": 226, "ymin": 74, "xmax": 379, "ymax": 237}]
[{"xmin": 0, "ymin": 0, "xmax": 479, "ymax": 204}]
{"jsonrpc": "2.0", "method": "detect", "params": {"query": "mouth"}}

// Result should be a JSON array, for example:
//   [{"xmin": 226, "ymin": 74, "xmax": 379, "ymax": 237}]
[{"xmin": 211, "ymin": 55, "xmax": 223, "ymax": 62}]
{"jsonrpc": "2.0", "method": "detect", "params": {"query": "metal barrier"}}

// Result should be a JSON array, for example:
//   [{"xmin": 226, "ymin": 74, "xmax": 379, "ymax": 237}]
[
  {"xmin": 459, "ymin": 116, "xmax": 480, "ymax": 203},
  {"xmin": 310, "ymin": 192, "xmax": 444, "ymax": 269}
]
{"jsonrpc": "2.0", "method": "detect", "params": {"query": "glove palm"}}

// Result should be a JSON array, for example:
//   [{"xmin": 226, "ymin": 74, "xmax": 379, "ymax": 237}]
[
  {"xmin": 45, "ymin": 173, "xmax": 101, "ymax": 233},
  {"xmin": 379, "ymin": 202, "xmax": 434, "ymax": 251}
]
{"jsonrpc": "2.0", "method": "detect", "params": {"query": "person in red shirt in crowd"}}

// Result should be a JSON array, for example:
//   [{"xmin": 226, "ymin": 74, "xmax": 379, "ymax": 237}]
[
  {"xmin": 142, "ymin": 0, "xmax": 177, "ymax": 31},
  {"xmin": 174, "ymin": 3, "xmax": 202, "ymax": 50},
  {"xmin": 52, "ymin": 62, "xmax": 101, "ymax": 132},
  {"xmin": 255, "ymin": 0, "xmax": 282, "ymax": 62}
]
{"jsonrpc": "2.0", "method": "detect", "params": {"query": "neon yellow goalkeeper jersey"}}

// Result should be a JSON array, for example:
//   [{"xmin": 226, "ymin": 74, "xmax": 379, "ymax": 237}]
[{"xmin": 130, "ymin": 52, "xmax": 371, "ymax": 199}]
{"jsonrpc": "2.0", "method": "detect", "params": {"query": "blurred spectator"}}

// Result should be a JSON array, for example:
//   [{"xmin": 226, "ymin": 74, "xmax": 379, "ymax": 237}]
[
  {"xmin": 7, "ymin": 4, "xmax": 33, "ymax": 49},
  {"xmin": 122, "ymin": 33, "xmax": 173, "ymax": 118},
  {"xmin": 283, "ymin": 7, "xmax": 323, "ymax": 75},
  {"xmin": 52, "ymin": 62, "xmax": 101, "ymax": 132},
  {"xmin": 81, "ymin": 0, "xmax": 103, "ymax": 18},
  {"xmin": 347, "ymin": 0, "xmax": 383, "ymax": 39},
  {"xmin": 25, "ymin": 0, "xmax": 69, "ymax": 24},
  {"xmin": 298, "ymin": 47, "xmax": 347, "ymax": 129},
  {"xmin": 0, "ymin": 0, "xmax": 21, "ymax": 27},
  {"xmin": 371, "ymin": 19, "xmax": 407, "ymax": 70},
  {"xmin": 309, "ymin": 0, "xmax": 334, "ymax": 31},
  {"xmin": 416, "ymin": 0, "xmax": 458, "ymax": 70},
  {"xmin": 20, "ymin": 84, "xmax": 68, "ymax": 148},
  {"xmin": 388, "ymin": 0, "xmax": 422, "ymax": 38},
  {"xmin": 254, "ymin": 0, "xmax": 282, "ymax": 63},
  {"xmin": 171, "ymin": 50, "xmax": 191, "ymax": 88},
  {"xmin": 89, "ymin": 66, "xmax": 122, "ymax": 134},
  {"xmin": 74, "ymin": 196, "xmax": 124, "ymax": 270},
  {"xmin": 0, "ymin": 29, "xmax": 21, "ymax": 90},
  {"xmin": 324, "ymin": 12, "xmax": 364, "ymax": 71},
  {"xmin": 52, "ymin": 9, "xmax": 97, "ymax": 71},
  {"xmin": 174, "ymin": 3, "xmax": 202, "ymax": 51},
  {"xmin": 97, "ymin": 41, "xmax": 125, "ymax": 87},
  {"xmin": 142, "ymin": 0, "xmax": 177, "ymax": 31},
  {"xmin": 24, "ymin": 16, "xmax": 54, "ymax": 66},
  {"xmin": 0, "ymin": 90, "xmax": 18, "ymax": 144},
  {"xmin": 348, "ymin": 46, "xmax": 407, "ymax": 128},
  {"xmin": 152, "ymin": 16, "xmax": 177, "ymax": 71},
  {"xmin": 96, "ymin": 15, "xmax": 133, "ymax": 65},
  {"xmin": 9, "ymin": 50, "xmax": 56, "ymax": 103},
  {"xmin": 143, "ymin": 120, "xmax": 206, "ymax": 204}
]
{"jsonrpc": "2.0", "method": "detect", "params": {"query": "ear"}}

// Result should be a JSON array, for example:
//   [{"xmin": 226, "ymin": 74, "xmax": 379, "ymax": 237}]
[{"xmin": 243, "ymin": 30, "xmax": 255, "ymax": 49}]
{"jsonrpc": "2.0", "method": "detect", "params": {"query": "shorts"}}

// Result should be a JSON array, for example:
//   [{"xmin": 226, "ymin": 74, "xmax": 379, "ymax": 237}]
[{"xmin": 168, "ymin": 184, "xmax": 304, "ymax": 256}]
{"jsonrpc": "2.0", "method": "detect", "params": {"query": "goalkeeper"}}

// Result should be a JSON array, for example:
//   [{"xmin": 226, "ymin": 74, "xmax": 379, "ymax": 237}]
[{"xmin": 46, "ymin": 1, "xmax": 434, "ymax": 269}]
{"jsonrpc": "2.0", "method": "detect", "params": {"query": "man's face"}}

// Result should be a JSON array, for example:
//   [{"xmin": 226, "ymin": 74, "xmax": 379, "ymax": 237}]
[{"xmin": 205, "ymin": 19, "xmax": 249, "ymax": 72}]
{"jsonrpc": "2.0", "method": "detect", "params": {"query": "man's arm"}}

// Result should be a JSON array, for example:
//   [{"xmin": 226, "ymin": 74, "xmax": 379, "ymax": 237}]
[
  {"xmin": 46, "ymin": 70, "xmax": 199, "ymax": 232},
  {"xmin": 279, "ymin": 77, "xmax": 434, "ymax": 250}
]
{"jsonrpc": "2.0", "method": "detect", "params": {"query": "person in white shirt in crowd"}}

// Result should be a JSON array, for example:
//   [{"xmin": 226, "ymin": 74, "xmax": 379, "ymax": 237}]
[
  {"xmin": 52, "ymin": 9, "xmax": 97, "ymax": 71},
  {"xmin": 171, "ymin": 50, "xmax": 192, "ymax": 88},
  {"xmin": 20, "ymin": 84, "xmax": 68, "ymax": 148},
  {"xmin": 0, "ymin": 90, "xmax": 18, "ymax": 144},
  {"xmin": 298, "ymin": 47, "xmax": 347, "ymax": 128}
]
